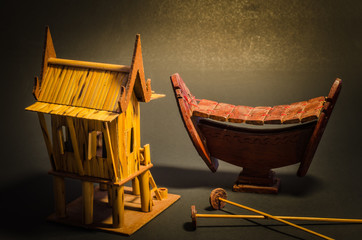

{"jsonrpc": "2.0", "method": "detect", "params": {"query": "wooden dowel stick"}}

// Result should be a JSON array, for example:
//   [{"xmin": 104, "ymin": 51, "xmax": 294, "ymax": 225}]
[
  {"xmin": 276, "ymin": 216, "xmax": 362, "ymax": 223},
  {"xmin": 219, "ymin": 198, "xmax": 333, "ymax": 240},
  {"xmin": 66, "ymin": 117, "xmax": 84, "ymax": 176},
  {"xmin": 144, "ymin": 144, "xmax": 151, "ymax": 165},
  {"xmin": 48, "ymin": 57, "xmax": 131, "ymax": 72},
  {"xmin": 111, "ymin": 185, "xmax": 124, "ymax": 228},
  {"xmin": 103, "ymin": 122, "xmax": 118, "ymax": 181},
  {"xmin": 132, "ymin": 178, "xmax": 140, "ymax": 195},
  {"xmin": 195, "ymin": 213, "xmax": 362, "ymax": 223},
  {"xmin": 37, "ymin": 112, "xmax": 56, "ymax": 170},
  {"xmin": 53, "ymin": 176, "xmax": 66, "ymax": 218},
  {"xmin": 82, "ymin": 181, "xmax": 94, "ymax": 225},
  {"xmin": 138, "ymin": 170, "xmax": 151, "ymax": 212}
]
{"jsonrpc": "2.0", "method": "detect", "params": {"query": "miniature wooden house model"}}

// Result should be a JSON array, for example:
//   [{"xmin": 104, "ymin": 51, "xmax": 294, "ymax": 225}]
[{"xmin": 26, "ymin": 27, "xmax": 179, "ymax": 235}]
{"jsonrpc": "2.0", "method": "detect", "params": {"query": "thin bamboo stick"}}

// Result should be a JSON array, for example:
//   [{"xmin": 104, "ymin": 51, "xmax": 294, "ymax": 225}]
[
  {"xmin": 53, "ymin": 176, "xmax": 66, "ymax": 218},
  {"xmin": 48, "ymin": 164, "xmax": 152, "ymax": 186},
  {"xmin": 38, "ymin": 66, "xmax": 54, "ymax": 100},
  {"xmin": 66, "ymin": 117, "xmax": 85, "ymax": 176},
  {"xmin": 88, "ymin": 131, "xmax": 96, "ymax": 160},
  {"xmin": 94, "ymin": 71, "xmax": 113, "ymax": 109},
  {"xmin": 37, "ymin": 112, "xmax": 56, "ymax": 170},
  {"xmin": 88, "ymin": 71, "xmax": 106, "ymax": 109},
  {"xmin": 48, "ymin": 57, "xmax": 131, "ymax": 72},
  {"xmin": 53, "ymin": 67, "xmax": 74, "ymax": 103},
  {"xmin": 61, "ymin": 69, "xmax": 80, "ymax": 105},
  {"xmin": 57, "ymin": 128, "xmax": 65, "ymax": 155},
  {"xmin": 40, "ymin": 66, "xmax": 61, "ymax": 101},
  {"xmin": 110, "ymin": 120, "xmax": 121, "ymax": 181},
  {"xmin": 103, "ymin": 122, "xmax": 118, "ymax": 181},
  {"xmin": 111, "ymin": 185, "xmax": 124, "ymax": 228},
  {"xmin": 81, "ymin": 70, "xmax": 98, "ymax": 107},
  {"xmin": 102, "ymin": 72, "xmax": 122, "ymax": 111},
  {"xmin": 132, "ymin": 178, "xmax": 140, "ymax": 195},
  {"xmin": 195, "ymin": 213, "xmax": 362, "ymax": 223},
  {"xmin": 82, "ymin": 181, "xmax": 94, "ymax": 225},
  {"xmin": 220, "ymin": 198, "xmax": 333, "ymax": 240},
  {"xmin": 70, "ymin": 68, "xmax": 88, "ymax": 106},
  {"xmin": 144, "ymin": 144, "xmax": 151, "ymax": 165},
  {"xmin": 138, "ymin": 170, "xmax": 151, "ymax": 212},
  {"xmin": 51, "ymin": 115, "xmax": 62, "ymax": 170}
]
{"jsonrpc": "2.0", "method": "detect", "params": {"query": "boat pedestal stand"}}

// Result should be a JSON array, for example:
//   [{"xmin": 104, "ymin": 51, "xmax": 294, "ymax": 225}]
[{"xmin": 233, "ymin": 168, "xmax": 280, "ymax": 194}]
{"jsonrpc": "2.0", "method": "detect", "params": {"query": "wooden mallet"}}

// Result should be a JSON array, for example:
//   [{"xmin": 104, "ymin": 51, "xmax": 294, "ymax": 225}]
[
  {"xmin": 191, "ymin": 188, "xmax": 362, "ymax": 240},
  {"xmin": 209, "ymin": 188, "xmax": 333, "ymax": 239}
]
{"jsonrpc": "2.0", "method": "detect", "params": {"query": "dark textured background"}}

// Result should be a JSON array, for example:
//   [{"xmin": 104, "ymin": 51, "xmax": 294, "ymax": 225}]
[{"xmin": 1, "ymin": 1, "xmax": 362, "ymax": 239}]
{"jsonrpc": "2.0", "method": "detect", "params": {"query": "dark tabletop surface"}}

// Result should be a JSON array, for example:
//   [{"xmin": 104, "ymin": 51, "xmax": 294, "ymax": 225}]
[{"xmin": 1, "ymin": 1, "xmax": 362, "ymax": 239}]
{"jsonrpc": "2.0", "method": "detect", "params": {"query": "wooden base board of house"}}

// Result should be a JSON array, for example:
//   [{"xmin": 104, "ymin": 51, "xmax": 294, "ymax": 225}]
[{"xmin": 48, "ymin": 186, "xmax": 180, "ymax": 235}]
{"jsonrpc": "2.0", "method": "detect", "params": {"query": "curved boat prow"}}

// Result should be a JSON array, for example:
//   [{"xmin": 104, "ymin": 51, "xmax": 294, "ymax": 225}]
[
  {"xmin": 170, "ymin": 73, "xmax": 219, "ymax": 172},
  {"xmin": 297, "ymin": 78, "xmax": 342, "ymax": 177}
]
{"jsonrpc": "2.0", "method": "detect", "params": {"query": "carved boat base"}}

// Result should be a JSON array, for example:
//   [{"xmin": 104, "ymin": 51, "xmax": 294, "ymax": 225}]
[{"xmin": 232, "ymin": 178, "xmax": 280, "ymax": 194}]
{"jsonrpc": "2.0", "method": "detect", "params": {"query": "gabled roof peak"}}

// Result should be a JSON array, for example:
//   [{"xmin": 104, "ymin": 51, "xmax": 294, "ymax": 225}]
[{"xmin": 27, "ymin": 27, "xmax": 156, "ymax": 121}]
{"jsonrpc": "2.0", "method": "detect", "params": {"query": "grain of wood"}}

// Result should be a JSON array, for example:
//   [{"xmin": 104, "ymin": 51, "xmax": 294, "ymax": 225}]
[
  {"xmin": 246, "ymin": 106, "xmax": 272, "ymax": 125},
  {"xmin": 66, "ymin": 117, "xmax": 85, "ymax": 176},
  {"xmin": 38, "ymin": 66, "xmax": 54, "ymax": 100},
  {"xmin": 48, "ymin": 57, "xmax": 131, "ymax": 72},
  {"xmin": 282, "ymin": 101, "xmax": 307, "ymax": 124},
  {"xmin": 193, "ymin": 99, "xmax": 218, "ymax": 118},
  {"xmin": 103, "ymin": 122, "xmax": 118, "ymax": 181},
  {"xmin": 209, "ymin": 103, "xmax": 235, "ymax": 122},
  {"xmin": 301, "ymin": 97, "xmax": 325, "ymax": 123},
  {"xmin": 27, "ymin": 30, "xmax": 170, "ymax": 234},
  {"xmin": 264, "ymin": 105, "xmax": 289, "ymax": 124}
]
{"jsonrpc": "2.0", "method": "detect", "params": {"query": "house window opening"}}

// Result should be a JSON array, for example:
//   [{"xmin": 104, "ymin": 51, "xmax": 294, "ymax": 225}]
[
  {"xmin": 96, "ymin": 131, "xmax": 107, "ymax": 158},
  {"xmin": 129, "ymin": 127, "xmax": 134, "ymax": 154},
  {"xmin": 61, "ymin": 125, "xmax": 73, "ymax": 153}
]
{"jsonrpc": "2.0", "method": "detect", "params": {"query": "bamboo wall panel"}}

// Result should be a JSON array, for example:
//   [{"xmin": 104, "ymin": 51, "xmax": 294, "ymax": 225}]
[
  {"xmin": 115, "ymin": 93, "xmax": 142, "ymax": 180},
  {"xmin": 48, "ymin": 115, "xmax": 120, "ymax": 181},
  {"xmin": 133, "ymin": 93, "xmax": 141, "ymax": 174},
  {"xmin": 129, "ymin": 93, "xmax": 141, "ymax": 176},
  {"xmin": 109, "ymin": 119, "xmax": 121, "ymax": 181}
]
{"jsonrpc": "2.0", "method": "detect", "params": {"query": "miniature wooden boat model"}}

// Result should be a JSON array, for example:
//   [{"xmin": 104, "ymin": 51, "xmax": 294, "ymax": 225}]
[{"xmin": 170, "ymin": 73, "xmax": 341, "ymax": 193}]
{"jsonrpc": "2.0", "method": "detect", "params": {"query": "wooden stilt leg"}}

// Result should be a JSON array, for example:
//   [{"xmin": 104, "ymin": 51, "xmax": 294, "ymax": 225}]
[
  {"xmin": 99, "ymin": 183, "xmax": 113, "ymax": 206},
  {"xmin": 82, "ymin": 181, "xmax": 94, "ymax": 225},
  {"xmin": 53, "ymin": 176, "xmax": 66, "ymax": 218},
  {"xmin": 138, "ymin": 170, "xmax": 151, "ymax": 212},
  {"xmin": 112, "ymin": 185, "xmax": 124, "ymax": 228},
  {"xmin": 132, "ymin": 178, "xmax": 140, "ymax": 195}
]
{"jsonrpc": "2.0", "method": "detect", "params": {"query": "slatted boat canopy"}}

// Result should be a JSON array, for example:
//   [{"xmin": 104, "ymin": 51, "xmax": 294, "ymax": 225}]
[
  {"xmin": 175, "ymin": 73, "xmax": 325, "ymax": 125},
  {"xmin": 192, "ymin": 96, "xmax": 325, "ymax": 125},
  {"xmin": 171, "ymin": 73, "xmax": 342, "ymax": 192}
]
